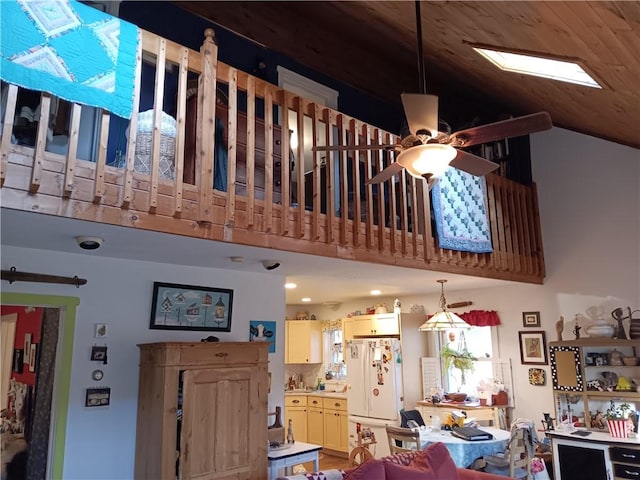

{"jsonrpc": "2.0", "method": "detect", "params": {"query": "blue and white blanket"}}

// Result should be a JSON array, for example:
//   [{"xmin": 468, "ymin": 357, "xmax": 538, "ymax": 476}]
[
  {"xmin": 1, "ymin": 0, "xmax": 139, "ymax": 119},
  {"xmin": 432, "ymin": 167, "xmax": 493, "ymax": 253}
]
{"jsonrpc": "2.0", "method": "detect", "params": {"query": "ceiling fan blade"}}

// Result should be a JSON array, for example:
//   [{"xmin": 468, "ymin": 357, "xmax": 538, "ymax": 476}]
[
  {"xmin": 365, "ymin": 162, "xmax": 405, "ymax": 184},
  {"xmin": 401, "ymin": 93, "xmax": 439, "ymax": 137},
  {"xmin": 450, "ymin": 149, "xmax": 500, "ymax": 177},
  {"xmin": 449, "ymin": 112, "xmax": 552, "ymax": 148},
  {"xmin": 312, "ymin": 144, "xmax": 399, "ymax": 152}
]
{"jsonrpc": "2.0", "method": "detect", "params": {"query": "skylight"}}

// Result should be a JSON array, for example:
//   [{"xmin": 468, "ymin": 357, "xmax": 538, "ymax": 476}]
[{"xmin": 473, "ymin": 47, "xmax": 602, "ymax": 89}]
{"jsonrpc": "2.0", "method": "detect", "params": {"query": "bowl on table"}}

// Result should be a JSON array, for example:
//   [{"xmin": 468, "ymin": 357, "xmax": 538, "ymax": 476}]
[{"xmin": 444, "ymin": 393, "xmax": 467, "ymax": 402}]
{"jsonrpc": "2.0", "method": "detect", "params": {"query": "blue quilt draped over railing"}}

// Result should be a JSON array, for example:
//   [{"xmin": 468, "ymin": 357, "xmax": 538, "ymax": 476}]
[
  {"xmin": 0, "ymin": 0, "xmax": 139, "ymax": 119},
  {"xmin": 431, "ymin": 167, "xmax": 493, "ymax": 253}
]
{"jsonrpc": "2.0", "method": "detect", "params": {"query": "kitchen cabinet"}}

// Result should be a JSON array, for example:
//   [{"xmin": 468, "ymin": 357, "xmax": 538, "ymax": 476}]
[
  {"xmin": 307, "ymin": 395, "xmax": 324, "ymax": 446},
  {"xmin": 549, "ymin": 339, "xmax": 639, "ymax": 430},
  {"xmin": 134, "ymin": 342, "xmax": 269, "ymax": 480},
  {"xmin": 285, "ymin": 395, "xmax": 308, "ymax": 442},
  {"xmin": 610, "ymin": 445, "xmax": 640, "ymax": 480},
  {"xmin": 285, "ymin": 320, "xmax": 323, "ymax": 364},
  {"xmin": 323, "ymin": 397, "xmax": 349, "ymax": 453},
  {"xmin": 343, "ymin": 313, "xmax": 400, "ymax": 338}
]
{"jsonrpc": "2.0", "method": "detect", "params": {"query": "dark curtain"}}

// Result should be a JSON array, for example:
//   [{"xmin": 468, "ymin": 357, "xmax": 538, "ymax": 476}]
[{"xmin": 26, "ymin": 308, "xmax": 59, "ymax": 480}]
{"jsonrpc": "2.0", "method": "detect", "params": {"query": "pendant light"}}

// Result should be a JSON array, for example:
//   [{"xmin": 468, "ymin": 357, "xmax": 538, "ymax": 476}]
[{"xmin": 418, "ymin": 279, "xmax": 470, "ymax": 331}]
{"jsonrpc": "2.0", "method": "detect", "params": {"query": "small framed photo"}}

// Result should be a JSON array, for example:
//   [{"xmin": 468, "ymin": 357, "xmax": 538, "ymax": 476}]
[
  {"xmin": 522, "ymin": 311, "xmax": 541, "ymax": 328},
  {"xmin": 519, "ymin": 330, "xmax": 548, "ymax": 365},
  {"xmin": 12, "ymin": 349, "xmax": 24, "ymax": 373},
  {"xmin": 24, "ymin": 333, "xmax": 32, "ymax": 363},
  {"xmin": 28, "ymin": 344, "xmax": 37, "ymax": 372},
  {"xmin": 149, "ymin": 282, "xmax": 233, "ymax": 332},
  {"xmin": 85, "ymin": 387, "xmax": 111, "ymax": 407},
  {"xmin": 90, "ymin": 345, "xmax": 107, "ymax": 362},
  {"xmin": 95, "ymin": 323, "xmax": 107, "ymax": 338}
]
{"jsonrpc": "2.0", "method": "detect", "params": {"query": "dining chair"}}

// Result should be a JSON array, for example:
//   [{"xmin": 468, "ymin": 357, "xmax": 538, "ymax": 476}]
[
  {"xmin": 482, "ymin": 422, "xmax": 534, "ymax": 479},
  {"xmin": 385, "ymin": 425, "xmax": 424, "ymax": 455}
]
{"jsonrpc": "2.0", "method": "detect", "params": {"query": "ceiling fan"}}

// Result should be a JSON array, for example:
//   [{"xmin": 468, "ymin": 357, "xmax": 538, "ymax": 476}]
[{"xmin": 312, "ymin": 1, "xmax": 553, "ymax": 186}]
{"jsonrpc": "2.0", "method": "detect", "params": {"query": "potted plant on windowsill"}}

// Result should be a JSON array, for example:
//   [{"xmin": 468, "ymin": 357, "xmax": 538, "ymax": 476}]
[{"xmin": 605, "ymin": 401, "xmax": 632, "ymax": 438}]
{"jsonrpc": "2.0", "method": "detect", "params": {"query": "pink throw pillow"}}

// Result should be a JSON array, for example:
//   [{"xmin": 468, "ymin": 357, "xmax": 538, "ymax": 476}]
[
  {"xmin": 385, "ymin": 461, "xmax": 439, "ymax": 480},
  {"xmin": 408, "ymin": 442, "xmax": 459, "ymax": 480},
  {"xmin": 343, "ymin": 458, "xmax": 385, "ymax": 479}
]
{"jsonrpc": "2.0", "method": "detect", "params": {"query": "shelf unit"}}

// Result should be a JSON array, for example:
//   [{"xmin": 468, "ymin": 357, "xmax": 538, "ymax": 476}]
[
  {"xmin": 134, "ymin": 342, "xmax": 269, "ymax": 479},
  {"xmin": 548, "ymin": 338, "xmax": 639, "ymax": 431}
]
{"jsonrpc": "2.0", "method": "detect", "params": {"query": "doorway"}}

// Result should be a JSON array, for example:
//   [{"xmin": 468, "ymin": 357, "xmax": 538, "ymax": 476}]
[{"xmin": 0, "ymin": 293, "xmax": 79, "ymax": 480}]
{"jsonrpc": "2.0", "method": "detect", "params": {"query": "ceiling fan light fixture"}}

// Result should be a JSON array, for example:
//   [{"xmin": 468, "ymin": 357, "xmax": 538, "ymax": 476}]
[{"xmin": 397, "ymin": 144, "xmax": 457, "ymax": 179}]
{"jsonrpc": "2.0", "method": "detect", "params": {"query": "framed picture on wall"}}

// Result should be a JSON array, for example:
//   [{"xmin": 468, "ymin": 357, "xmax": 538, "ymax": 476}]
[
  {"xmin": 522, "ymin": 311, "xmax": 541, "ymax": 327},
  {"xmin": 518, "ymin": 331, "xmax": 548, "ymax": 365},
  {"xmin": 149, "ymin": 282, "xmax": 233, "ymax": 331}
]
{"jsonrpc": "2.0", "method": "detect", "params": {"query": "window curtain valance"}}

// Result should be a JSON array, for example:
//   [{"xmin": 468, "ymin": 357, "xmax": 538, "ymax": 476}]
[{"xmin": 460, "ymin": 310, "xmax": 501, "ymax": 327}]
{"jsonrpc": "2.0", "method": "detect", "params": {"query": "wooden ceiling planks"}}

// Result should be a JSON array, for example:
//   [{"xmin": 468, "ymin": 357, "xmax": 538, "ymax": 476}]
[{"xmin": 174, "ymin": 1, "xmax": 640, "ymax": 149}]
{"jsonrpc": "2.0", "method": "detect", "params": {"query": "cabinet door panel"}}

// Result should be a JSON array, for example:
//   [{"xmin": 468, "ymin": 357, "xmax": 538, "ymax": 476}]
[
  {"xmin": 373, "ymin": 316, "xmax": 399, "ymax": 335},
  {"xmin": 307, "ymin": 407, "xmax": 324, "ymax": 445},
  {"xmin": 324, "ymin": 410, "xmax": 348, "ymax": 452},
  {"xmin": 181, "ymin": 366, "xmax": 259, "ymax": 479},
  {"xmin": 286, "ymin": 321, "xmax": 322, "ymax": 364},
  {"xmin": 285, "ymin": 407, "xmax": 308, "ymax": 443}
]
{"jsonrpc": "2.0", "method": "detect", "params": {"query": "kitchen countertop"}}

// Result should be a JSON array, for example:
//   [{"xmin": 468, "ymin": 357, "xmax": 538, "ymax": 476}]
[{"xmin": 284, "ymin": 390, "xmax": 347, "ymax": 399}]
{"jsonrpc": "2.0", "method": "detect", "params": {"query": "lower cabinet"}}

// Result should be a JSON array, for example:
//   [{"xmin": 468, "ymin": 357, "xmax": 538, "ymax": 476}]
[
  {"xmin": 307, "ymin": 396, "xmax": 324, "ymax": 446},
  {"xmin": 285, "ymin": 395, "xmax": 308, "ymax": 443},
  {"xmin": 286, "ymin": 394, "xmax": 348, "ymax": 452},
  {"xmin": 323, "ymin": 397, "xmax": 349, "ymax": 453}
]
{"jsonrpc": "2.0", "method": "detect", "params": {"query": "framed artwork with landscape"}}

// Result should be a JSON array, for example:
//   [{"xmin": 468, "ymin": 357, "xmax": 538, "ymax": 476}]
[
  {"xmin": 518, "ymin": 330, "xmax": 548, "ymax": 365},
  {"xmin": 150, "ymin": 281, "xmax": 233, "ymax": 331}
]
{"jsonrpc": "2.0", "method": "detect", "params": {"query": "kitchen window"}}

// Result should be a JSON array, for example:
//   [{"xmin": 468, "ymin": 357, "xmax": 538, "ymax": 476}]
[{"xmin": 438, "ymin": 326, "xmax": 508, "ymax": 398}]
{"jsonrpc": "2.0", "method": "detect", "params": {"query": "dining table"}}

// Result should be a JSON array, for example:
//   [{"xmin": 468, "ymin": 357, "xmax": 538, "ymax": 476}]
[{"xmin": 418, "ymin": 426, "xmax": 511, "ymax": 468}]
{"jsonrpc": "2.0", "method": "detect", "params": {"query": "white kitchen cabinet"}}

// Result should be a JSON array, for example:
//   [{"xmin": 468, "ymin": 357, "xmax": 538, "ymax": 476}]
[{"xmin": 285, "ymin": 320, "xmax": 323, "ymax": 364}]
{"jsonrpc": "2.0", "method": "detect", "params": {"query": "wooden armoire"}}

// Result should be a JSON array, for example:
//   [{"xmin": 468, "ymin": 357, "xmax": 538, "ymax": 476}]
[{"xmin": 134, "ymin": 342, "xmax": 269, "ymax": 479}]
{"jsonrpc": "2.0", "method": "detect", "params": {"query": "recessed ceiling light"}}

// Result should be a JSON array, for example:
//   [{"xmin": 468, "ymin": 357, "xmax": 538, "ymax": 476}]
[
  {"xmin": 370, "ymin": 290, "xmax": 382, "ymax": 296},
  {"xmin": 285, "ymin": 283, "xmax": 297, "ymax": 289},
  {"xmin": 301, "ymin": 297, "xmax": 311, "ymax": 302},
  {"xmin": 472, "ymin": 46, "xmax": 602, "ymax": 89}
]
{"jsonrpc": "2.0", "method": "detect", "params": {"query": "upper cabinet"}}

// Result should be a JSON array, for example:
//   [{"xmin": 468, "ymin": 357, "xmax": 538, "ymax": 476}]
[
  {"xmin": 285, "ymin": 320, "xmax": 323, "ymax": 364},
  {"xmin": 343, "ymin": 313, "xmax": 400, "ymax": 338}
]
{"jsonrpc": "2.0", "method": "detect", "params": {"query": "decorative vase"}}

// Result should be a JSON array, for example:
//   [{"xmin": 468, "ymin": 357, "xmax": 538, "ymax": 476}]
[{"xmin": 607, "ymin": 419, "xmax": 628, "ymax": 438}]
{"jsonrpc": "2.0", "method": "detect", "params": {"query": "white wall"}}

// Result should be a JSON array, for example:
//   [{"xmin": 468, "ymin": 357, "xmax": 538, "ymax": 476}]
[
  {"xmin": 287, "ymin": 127, "xmax": 640, "ymax": 428},
  {"xmin": 1, "ymin": 246, "xmax": 285, "ymax": 480}
]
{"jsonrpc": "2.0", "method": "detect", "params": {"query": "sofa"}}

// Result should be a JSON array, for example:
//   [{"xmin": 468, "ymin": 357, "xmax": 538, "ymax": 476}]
[{"xmin": 275, "ymin": 443, "xmax": 507, "ymax": 480}]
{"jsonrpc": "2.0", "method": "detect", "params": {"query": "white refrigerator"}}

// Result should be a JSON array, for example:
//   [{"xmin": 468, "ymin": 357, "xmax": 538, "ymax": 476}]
[{"xmin": 346, "ymin": 338, "xmax": 403, "ymax": 458}]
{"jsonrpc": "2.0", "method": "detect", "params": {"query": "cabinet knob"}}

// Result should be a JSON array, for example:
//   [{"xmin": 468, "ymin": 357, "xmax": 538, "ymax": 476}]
[
  {"xmin": 215, "ymin": 352, "xmax": 228, "ymax": 357},
  {"xmin": 275, "ymin": 140, "xmax": 281, "ymax": 145},
  {"xmin": 293, "ymin": 400, "xmax": 299, "ymax": 404}
]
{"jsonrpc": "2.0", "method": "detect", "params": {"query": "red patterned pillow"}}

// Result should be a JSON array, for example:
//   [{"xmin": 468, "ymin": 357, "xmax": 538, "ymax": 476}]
[
  {"xmin": 343, "ymin": 459, "xmax": 385, "ymax": 479},
  {"xmin": 408, "ymin": 442, "xmax": 459, "ymax": 479}
]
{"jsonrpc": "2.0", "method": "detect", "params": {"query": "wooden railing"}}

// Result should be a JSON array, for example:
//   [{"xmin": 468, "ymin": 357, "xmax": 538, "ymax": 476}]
[{"xmin": 0, "ymin": 28, "xmax": 545, "ymax": 284}]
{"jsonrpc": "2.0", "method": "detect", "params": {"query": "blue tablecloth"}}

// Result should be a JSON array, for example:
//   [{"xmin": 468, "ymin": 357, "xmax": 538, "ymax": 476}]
[{"xmin": 419, "ymin": 427, "xmax": 510, "ymax": 468}]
